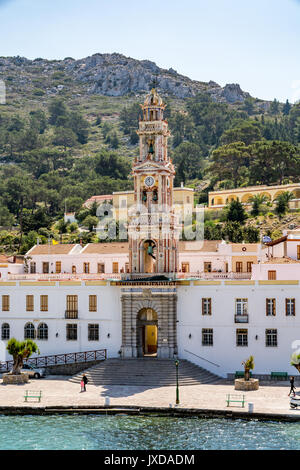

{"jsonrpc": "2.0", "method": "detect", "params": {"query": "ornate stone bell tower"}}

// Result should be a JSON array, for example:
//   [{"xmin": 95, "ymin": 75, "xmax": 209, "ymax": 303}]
[
  {"xmin": 120, "ymin": 89, "xmax": 179, "ymax": 359},
  {"xmin": 128, "ymin": 88, "xmax": 180, "ymax": 275}
]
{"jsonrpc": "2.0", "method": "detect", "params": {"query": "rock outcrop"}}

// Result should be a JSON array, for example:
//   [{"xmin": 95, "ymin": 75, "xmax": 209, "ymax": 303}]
[{"xmin": 0, "ymin": 52, "xmax": 260, "ymax": 104}]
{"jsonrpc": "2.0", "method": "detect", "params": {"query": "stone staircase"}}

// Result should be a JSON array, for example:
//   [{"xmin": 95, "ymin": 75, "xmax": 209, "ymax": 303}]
[{"xmin": 68, "ymin": 358, "xmax": 223, "ymax": 386}]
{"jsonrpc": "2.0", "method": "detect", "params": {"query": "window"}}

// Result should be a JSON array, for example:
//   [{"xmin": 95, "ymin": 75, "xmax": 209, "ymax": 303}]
[
  {"xmin": 40, "ymin": 295, "xmax": 48, "ymax": 312},
  {"xmin": 297, "ymin": 245, "xmax": 300, "ymax": 261},
  {"xmin": 247, "ymin": 262, "xmax": 253, "ymax": 273},
  {"xmin": 181, "ymin": 262, "xmax": 190, "ymax": 273},
  {"xmin": 268, "ymin": 270, "xmax": 277, "ymax": 280},
  {"xmin": 236, "ymin": 262, "xmax": 243, "ymax": 273},
  {"xmin": 66, "ymin": 295, "xmax": 78, "ymax": 318},
  {"xmin": 202, "ymin": 298, "xmax": 212, "ymax": 316},
  {"xmin": 202, "ymin": 328, "xmax": 213, "ymax": 346},
  {"xmin": 30, "ymin": 262, "xmax": 36, "ymax": 274},
  {"xmin": 125, "ymin": 263, "xmax": 129, "ymax": 273},
  {"xmin": 236, "ymin": 329, "xmax": 248, "ymax": 347},
  {"xmin": 89, "ymin": 295, "xmax": 97, "ymax": 312},
  {"xmin": 88, "ymin": 324, "xmax": 99, "ymax": 341},
  {"xmin": 113, "ymin": 262, "xmax": 119, "ymax": 274},
  {"xmin": 1, "ymin": 323, "xmax": 10, "ymax": 340},
  {"xmin": 97, "ymin": 263, "xmax": 105, "ymax": 274},
  {"xmin": 266, "ymin": 329, "xmax": 277, "ymax": 347},
  {"xmin": 266, "ymin": 298, "xmax": 276, "ymax": 316},
  {"xmin": 235, "ymin": 299, "xmax": 248, "ymax": 316},
  {"xmin": 286, "ymin": 298, "xmax": 296, "ymax": 316},
  {"xmin": 204, "ymin": 262, "xmax": 211, "ymax": 273},
  {"xmin": 2, "ymin": 295, "xmax": 9, "ymax": 312},
  {"xmin": 24, "ymin": 322, "xmax": 35, "ymax": 339},
  {"xmin": 56, "ymin": 261, "xmax": 61, "ymax": 274},
  {"xmin": 83, "ymin": 263, "xmax": 90, "ymax": 274},
  {"xmin": 37, "ymin": 323, "xmax": 48, "ymax": 340},
  {"xmin": 72, "ymin": 265, "xmax": 76, "ymax": 274},
  {"xmin": 66, "ymin": 324, "xmax": 77, "ymax": 341},
  {"xmin": 26, "ymin": 295, "xmax": 34, "ymax": 312},
  {"xmin": 43, "ymin": 262, "xmax": 49, "ymax": 274}
]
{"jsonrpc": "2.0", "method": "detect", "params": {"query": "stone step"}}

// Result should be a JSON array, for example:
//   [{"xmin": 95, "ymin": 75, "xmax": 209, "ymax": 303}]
[{"xmin": 69, "ymin": 358, "xmax": 223, "ymax": 387}]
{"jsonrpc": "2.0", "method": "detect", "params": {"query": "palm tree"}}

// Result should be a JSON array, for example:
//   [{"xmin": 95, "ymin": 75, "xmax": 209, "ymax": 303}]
[
  {"xmin": 249, "ymin": 194, "xmax": 269, "ymax": 216},
  {"xmin": 242, "ymin": 355, "xmax": 255, "ymax": 381},
  {"xmin": 274, "ymin": 191, "xmax": 295, "ymax": 217},
  {"xmin": 6, "ymin": 338, "xmax": 40, "ymax": 375}
]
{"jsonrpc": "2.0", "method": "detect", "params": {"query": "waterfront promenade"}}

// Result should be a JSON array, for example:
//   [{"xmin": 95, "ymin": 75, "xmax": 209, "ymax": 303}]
[{"xmin": 0, "ymin": 374, "xmax": 299, "ymax": 419}]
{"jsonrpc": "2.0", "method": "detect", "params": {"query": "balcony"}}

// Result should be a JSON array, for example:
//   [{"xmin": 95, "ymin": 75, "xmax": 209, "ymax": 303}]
[
  {"xmin": 65, "ymin": 310, "xmax": 78, "ymax": 319},
  {"xmin": 234, "ymin": 314, "xmax": 249, "ymax": 323}
]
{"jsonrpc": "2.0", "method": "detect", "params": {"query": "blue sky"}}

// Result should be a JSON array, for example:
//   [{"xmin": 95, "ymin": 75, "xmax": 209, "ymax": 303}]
[{"xmin": 0, "ymin": 0, "xmax": 300, "ymax": 102}]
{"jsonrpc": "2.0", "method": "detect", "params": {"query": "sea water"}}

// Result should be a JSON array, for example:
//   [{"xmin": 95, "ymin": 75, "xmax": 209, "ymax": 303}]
[{"xmin": 0, "ymin": 414, "xmax": 299, "ymax": 450}]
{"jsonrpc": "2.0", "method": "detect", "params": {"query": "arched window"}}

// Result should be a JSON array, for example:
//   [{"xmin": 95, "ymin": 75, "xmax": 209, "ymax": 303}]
[
  {"xmin": 24, "ymin": 322, "xmax": 35, "ymax": 339},
  {"xmin": 1, "ymin": 323, "xmax": 10, "ymax": 340},
  {"xmin": 37, "ymin": 323, "xmax": 48, "ymax": 340}
]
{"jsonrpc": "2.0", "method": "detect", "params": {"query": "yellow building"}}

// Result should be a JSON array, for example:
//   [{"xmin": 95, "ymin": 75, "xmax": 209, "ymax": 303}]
[
  {"xmin": 208, "ymin": 183, "xmax": 300, "ymax": 210},
  {"xmin": 85, "ymin": 186, "xmax": 195, "ymax": 220}
]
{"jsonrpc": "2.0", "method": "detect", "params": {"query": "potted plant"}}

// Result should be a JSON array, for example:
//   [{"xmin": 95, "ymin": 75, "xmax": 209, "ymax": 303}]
[{"xmin": 242, "ymin": 355, "xmax": 254, "ymax": 381}]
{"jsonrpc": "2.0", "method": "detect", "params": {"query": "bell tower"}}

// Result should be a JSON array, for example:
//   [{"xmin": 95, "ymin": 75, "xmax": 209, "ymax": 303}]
[{"xmin": 128, "ymin": 89, "xmax": 180, "ymax": 275}]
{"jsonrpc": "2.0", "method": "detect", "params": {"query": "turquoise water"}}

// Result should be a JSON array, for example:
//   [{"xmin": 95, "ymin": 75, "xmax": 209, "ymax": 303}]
[{"xmin": 0, "ymin": 415, "xmax": 299, "ymax": 450}]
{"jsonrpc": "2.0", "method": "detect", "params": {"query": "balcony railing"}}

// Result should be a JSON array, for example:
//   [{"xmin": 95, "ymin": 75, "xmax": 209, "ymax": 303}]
[
  {"xmin": 8, "ymin": 273, "xmax": 122, "ymax": 281},
  {"xmin": 177, "ymin": 272, "xmax": 252, "ymax": 280},
  {"xmin": 65, "ymin": 310, "xmax": 78, "ymax": 319},
  {"xmin": 235, "ymin": 314, "xmax": 249, "ymax": 323},
  {"xmin": 7, "ymin": 271, "xmax": 251, "ymax": 281}
]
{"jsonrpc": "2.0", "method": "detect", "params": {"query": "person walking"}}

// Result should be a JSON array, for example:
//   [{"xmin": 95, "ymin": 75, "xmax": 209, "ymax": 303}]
[
  {"xmin": 288, "ymin": 376, "xmax": 296, "ymax": 397},
  {"xmin": 82, "ymin": 374, "xmax": 88, "ymax": 392}
]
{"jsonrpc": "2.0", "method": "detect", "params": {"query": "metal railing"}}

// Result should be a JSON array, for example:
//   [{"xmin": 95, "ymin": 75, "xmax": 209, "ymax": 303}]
[
  {"xmin": 8, "ymin": 273, "xmax": 122, "ymax": 281},
  {"xmin": 183, "ymin": 349, "xmax": 220, "ymax": 368},
  {"xmin": 7, "ymin": 271, "xmax": 251, "ymax": 282},
  {"xmin": 234, "ymin": 314, "xmax": 249, "ymax": 323},
  {"xmin": 0, "ymin": 349, "xmax": 107, "ymax": 373},
  {"xmin": 177, "ymin": 272, "xmax": 252, "ymax": 280}
]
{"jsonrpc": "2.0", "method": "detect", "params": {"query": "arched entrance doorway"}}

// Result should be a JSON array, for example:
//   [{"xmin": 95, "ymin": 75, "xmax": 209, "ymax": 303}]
[{"xmin": 137, "ymin": 308, "xmax": 158, "ymax": 357}]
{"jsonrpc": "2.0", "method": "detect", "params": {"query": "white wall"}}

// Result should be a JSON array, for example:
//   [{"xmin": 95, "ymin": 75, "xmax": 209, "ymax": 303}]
[
  {"xmin": 1, "ymin": 280, "xmax": 300, "ymax": 379},
  {"xmin": 29, "ymin": 254, "xmax": 129, "ymax": 275},
  {"xmin": 177, "ymin": 282, "xmax": 300, "ymax": 377},
  {"xmin": 252, "ymin": 263, "xmax": 300, "ymax": 280},
  {"xmin": 0, "ymin": 282, "xmax": 122, "ymax": 362}
]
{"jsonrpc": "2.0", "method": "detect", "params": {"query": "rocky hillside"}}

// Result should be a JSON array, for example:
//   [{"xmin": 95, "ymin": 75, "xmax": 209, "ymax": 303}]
[{"xmin": 0, "ymin": 52, "xmax": 270, "ymax": 108}]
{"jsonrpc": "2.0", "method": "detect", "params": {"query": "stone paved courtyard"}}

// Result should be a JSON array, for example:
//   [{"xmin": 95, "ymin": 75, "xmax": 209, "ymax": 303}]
[{"xmin": 0, "ymin": 374, "xmax": 299, "ymax": 419}]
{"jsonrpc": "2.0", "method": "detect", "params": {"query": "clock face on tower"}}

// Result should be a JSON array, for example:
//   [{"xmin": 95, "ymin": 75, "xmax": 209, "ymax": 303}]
[{"xmin": 144, "ymin": 176, "xmax": 155, "ymax": 188}]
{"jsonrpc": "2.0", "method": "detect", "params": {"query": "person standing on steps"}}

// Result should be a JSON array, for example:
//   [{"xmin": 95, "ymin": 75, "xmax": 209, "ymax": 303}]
[
  {"xmin": 288, "ymin": 376, "xmax": 296, "ymax": 397},
  {"xmin": 82, "ymin": 374, "xmax": 88, "ymax": 392}
]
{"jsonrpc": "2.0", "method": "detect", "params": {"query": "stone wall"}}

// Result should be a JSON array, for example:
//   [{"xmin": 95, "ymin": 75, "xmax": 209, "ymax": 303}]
[{"xmin": 45, "ymin": 360, "xmax": 103, "ymax": 376}]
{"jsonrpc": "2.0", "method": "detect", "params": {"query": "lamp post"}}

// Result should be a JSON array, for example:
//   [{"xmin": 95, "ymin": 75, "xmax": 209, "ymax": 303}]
[{"xmin": 175, "ymin": 359, "xmax": 179, "ymax": 404}]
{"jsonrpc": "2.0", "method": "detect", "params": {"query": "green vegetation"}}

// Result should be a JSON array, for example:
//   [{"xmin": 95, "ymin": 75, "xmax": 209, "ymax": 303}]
[
  {"xmin": 0, "ymin": 62, "xmax": 300, "ymax": 254},
  {"xmin": 6, "ymin": 338, "xmax": 40, "ymax": 375}
]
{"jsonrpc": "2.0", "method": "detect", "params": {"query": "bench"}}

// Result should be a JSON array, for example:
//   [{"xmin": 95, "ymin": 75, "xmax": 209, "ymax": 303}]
[
  {"xmin": 235, "ymin": 371, "xmax": 252, "ymax": 378},
  {"xmin": 271, "ymin": 372, "xmax": 288, "ymax": 380},
  {"xmin": 226, "ymin": 394, "xmax": 246, "ymax": 408},
  {"xmin": 24, "ymin": 390, "xmax": 42, "ymax": 402}
]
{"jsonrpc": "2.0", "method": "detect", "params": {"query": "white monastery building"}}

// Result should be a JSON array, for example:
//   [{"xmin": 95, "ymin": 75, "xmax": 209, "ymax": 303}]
[{"xmin": 1, "ymin": 90, "xmax": 300, "ymax": 379}]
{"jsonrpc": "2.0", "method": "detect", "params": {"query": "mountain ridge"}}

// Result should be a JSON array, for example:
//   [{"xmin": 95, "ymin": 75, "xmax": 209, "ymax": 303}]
[{"xmin": 0, "ymin": 52, "xmax": 270, "ymax": 109}]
